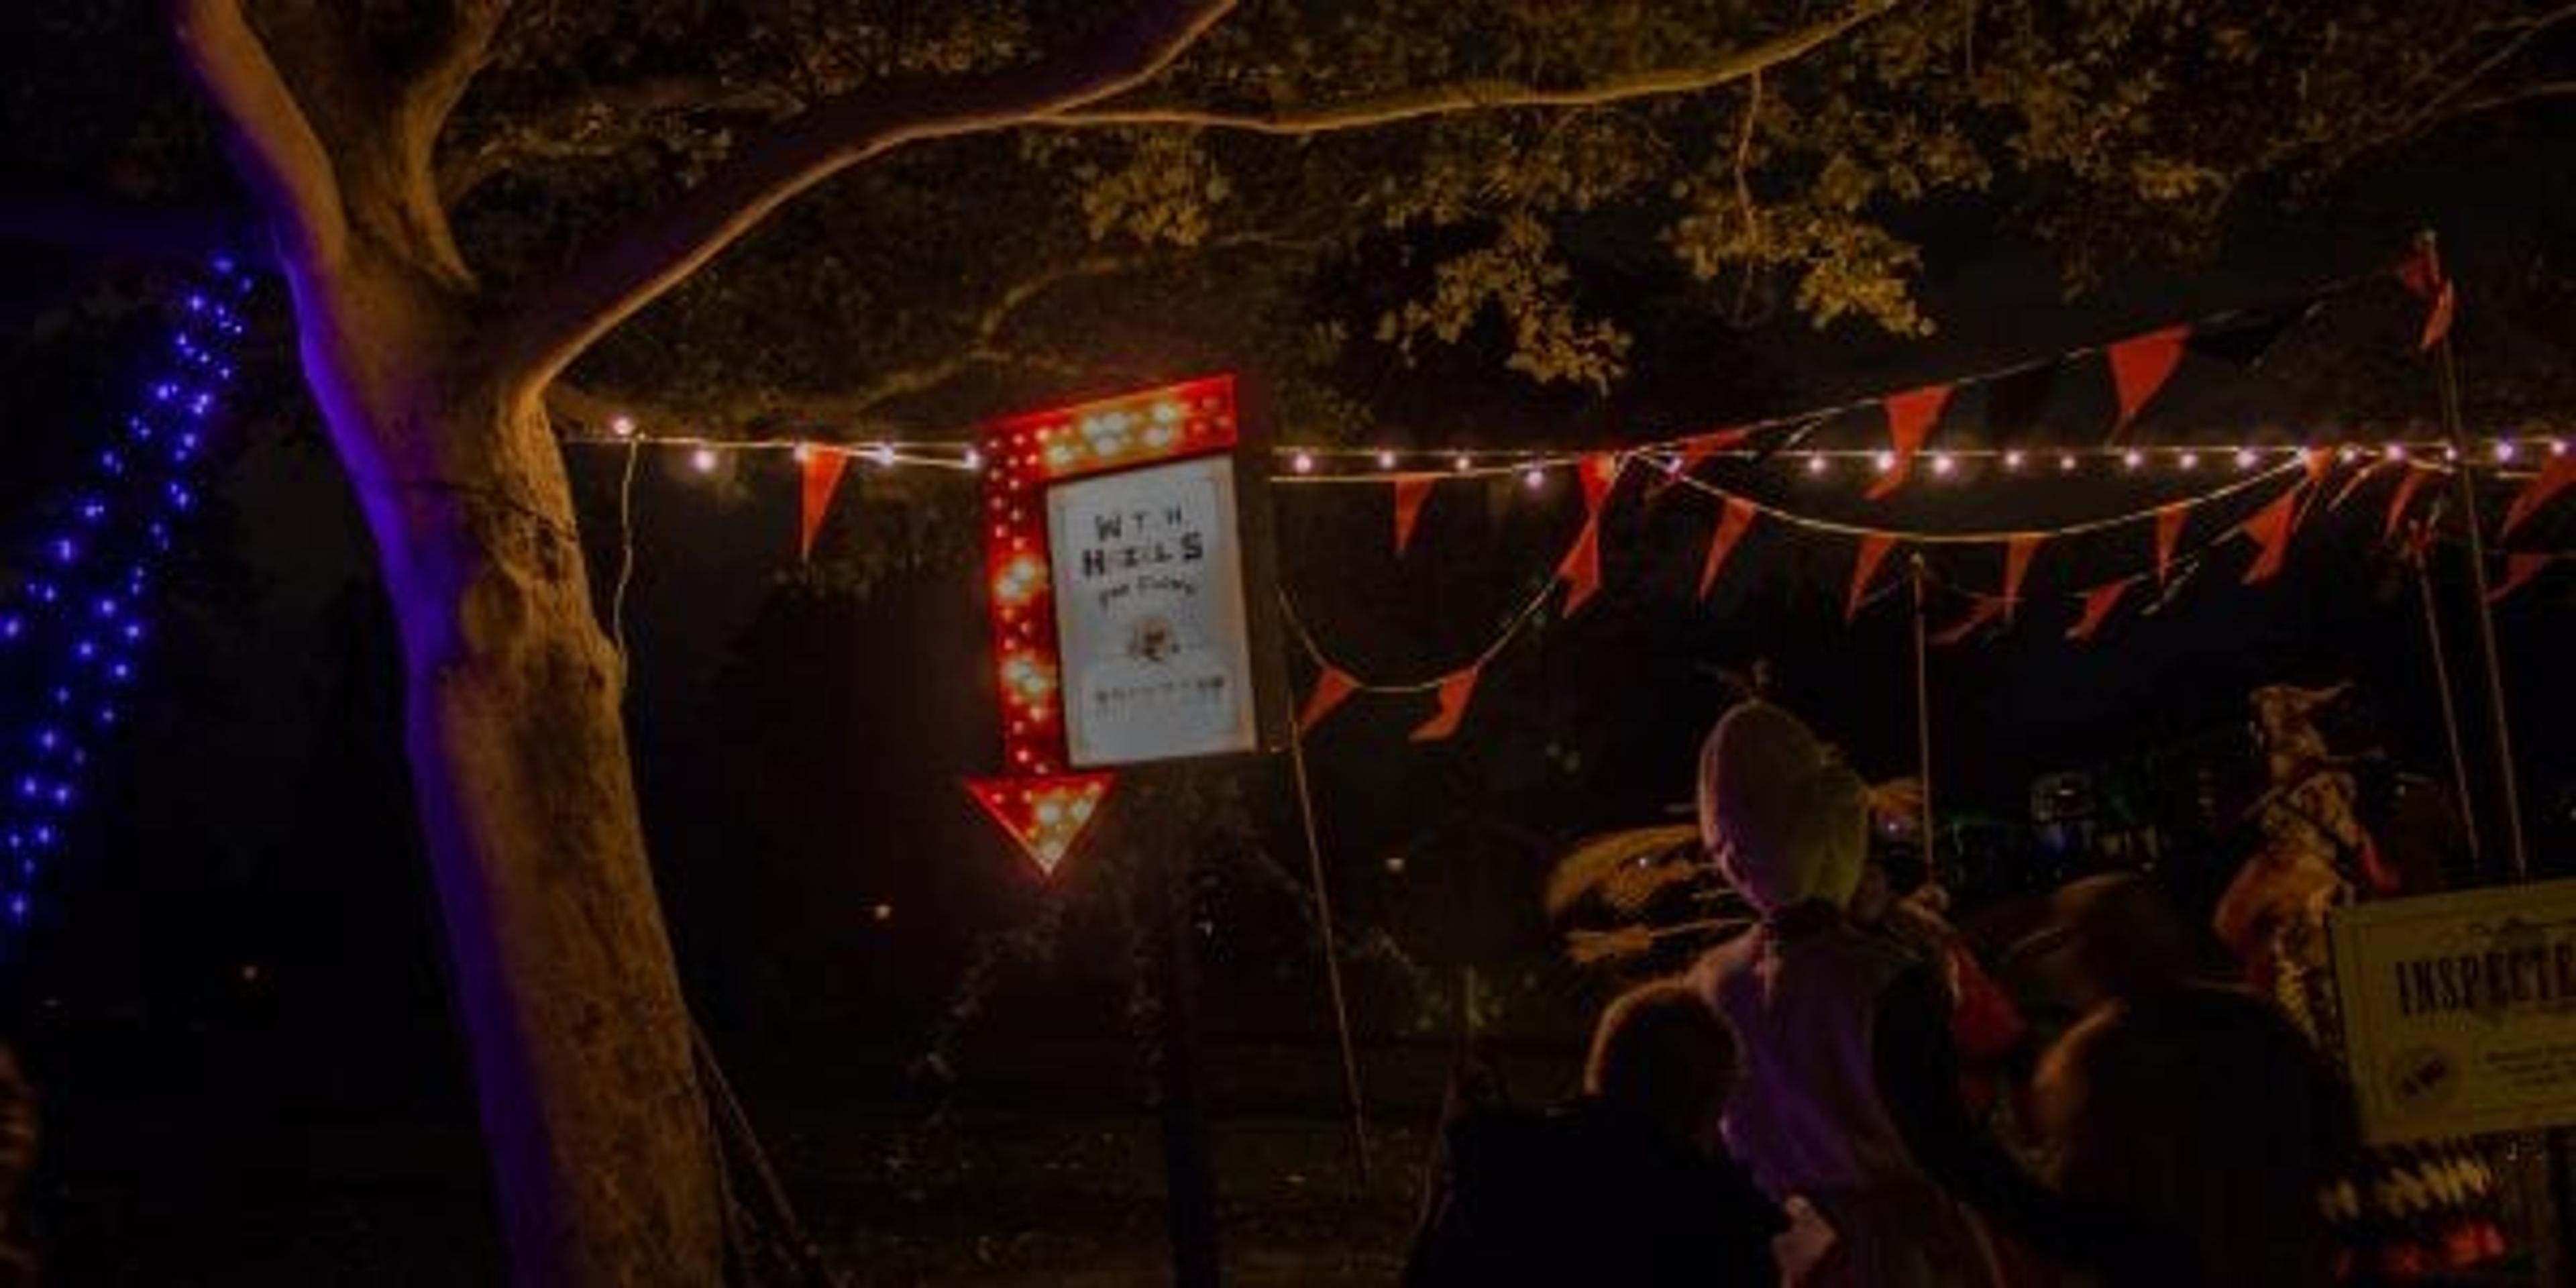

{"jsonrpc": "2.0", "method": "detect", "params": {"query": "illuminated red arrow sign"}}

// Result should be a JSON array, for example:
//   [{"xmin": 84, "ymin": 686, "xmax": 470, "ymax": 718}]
[{"xmin": 965, "ymin": 774, "xmax": 1115, "ymax": 876}]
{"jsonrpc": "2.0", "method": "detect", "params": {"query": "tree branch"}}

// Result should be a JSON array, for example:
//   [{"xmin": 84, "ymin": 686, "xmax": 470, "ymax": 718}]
[
  {"xmin": 437, "ymin": 77, "xmax": 804, "ymax": 205},
  {"xmin": 492, "ymin": 0, "xmax": 1238, "ymax": 398},
  {"xmin": 171, "ymin": 0, "xmax": 350, "ymax": 270},
  {"xmin": 2444, "ymin": 79, "xmax": 2576, "ymax": 120},
  {"xmin": 1046, "ymin": 0, "xmax": 1896, "ymax": 136},
  {"xmin": 399, "ymin": 0, "xmax": 515, "ymax": 143}
]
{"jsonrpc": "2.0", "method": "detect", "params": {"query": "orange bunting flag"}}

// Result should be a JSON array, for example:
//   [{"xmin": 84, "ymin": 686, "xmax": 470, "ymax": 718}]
[
  {"xmin": 2002, "ymin": 534, "xmax": 2042, "ymax": 620},
  {"xmin": 799, "ymin": 449, "xmax": 850, "ymax": 561},
  {"xmin": 2066, "ymin": 577, "xmax": 2139, "ymax": 641},
  {"xmin": 1580, "ymin": 452, "xmax": 1623, "ymax": 511},
  {"xmin": 1866, "ymin": 386, "xmax": 1952, "ymax": 500},
  {"xmin": 2385, "ymin": 466, "xmax": 2432, "ymax": 539},
  {"xmin": 1931, "ymin": 594, "xmax": 2009, "ymax": 646},
  {"xmin": 2154, "ymin": 503, "xmax": 2190, "ymax": 586},
  {"xmin": 1391, "ymin": 475, "xmax": 1435, "ymax": 555},
  {"xmin": 1847, "ymin": 533, "xmax": 1898, "ymax": 620},
  {"xmin": 2502, "ymin": 452, "xmax": 2576, "ymax": 537},
  {"xmin": 1297, "ymin": 667, "xmax": 1362, "ymax": 734},
  {"xmin": 1557, "ymin": 520, "xmax": 1605, "ymax": 615},
  {"xmin": 1409, "ymin": 667, "xmax": 1481, "ymax": 742},
  {"xmin": 1698, "ymin": 497, "xmax": 1758, "ymax": 600},
  {"xmin": 2329, "ymin": 457, "xmax": 2395, "ymax": 511},
  {"xmin": 2106, "ymin": 325, "xmax": 2190, "ymax": 435},
  {"xmin": 2239, "ymin": 486, "xmax": 2302, "ymax": 584},
  {"xmin": 2489, "ymin": 553, "xmax": 2556, "ymax": 604}
]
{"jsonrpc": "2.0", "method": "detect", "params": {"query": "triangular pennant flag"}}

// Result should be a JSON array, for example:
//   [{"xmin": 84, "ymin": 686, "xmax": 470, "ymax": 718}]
[
  {"xmin": 2329, "ymin": 457, "xmax": 2396, "ymax": 511},
  {"xmin": 2502, "ymin": 452, "xmax": 2576, "ymax": 537},
  {"xmin": 965, "ymin": 773, "xmax": 1116, "ymax": 875},
  {"xmin": 2489, "ymin": 553, "xmax": 2556, "ymax": 604},
  {"xmin": 799, "ymin": 449, "xmax": 850, "ymax": 561},
  {"xmin": 1981, "ymin": 364, "xmax": 2056, "ymax": 445},
  {"xmin": 2184, "ymin": 301, "xmax": 2316, "ymax": 369},
  {"xmin": 2238, "ymin": 486, "xmax": 2302, "ymax": 584},
  {"xmin": 1846, "ymin": 533, "xmax": 1898, "ymax": 620},
  {"xmin": 2066, "ymin": 577, "xmax": 2140, "ymax": 641},
  {"xmin": 2155, "ymin": 503, "xmax": 2190, "ymax": 586},
  {"xmin": 1409, "ymin": 667, "xmax": 1481, "ymax": 742},
  {"xmin": 1931, "ymin": 594, "xmax": 2009, "ymax": 646},
  {"xmin": 1297, "ymin": 667, "xmax": 1362, "ymax": 734},
  {"xmin": 2385, "ymin": 466, "xmax": 2433, "ymax": 539},
  {"xmin": 1697, "ymin": 497, "xmax": 1758, "ymax": 600},
  {"xmin": 1391, "ymin": 475, "xmax": 1435, "ymax": 555},
  {"xmin": 2289, "ymin": 448, "xmax": 2337, "ymax": 534},
  {"xmin": 2002, "ymin": 534, "xmax": 2042, "ymax": 620},
  {"xmin": 2106, "ymin": 325, "xmax": 2189, "ymax": 436},
  {"xmin": 1556, "ymin": 519, "xmax": 1605, "ymax": 615},
  {"xmin": 1580, "ymin": 452, "xmax": 1623, "ymax": 512},
  {"xmin": 1866, "ymin": 386, "xmax": 1952, "ymax": 500}
]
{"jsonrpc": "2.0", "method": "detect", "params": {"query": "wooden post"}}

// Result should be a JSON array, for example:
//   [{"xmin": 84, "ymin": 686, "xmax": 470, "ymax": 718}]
[{"xmin": 1139, "ymin": 788, "xmax": 1222, "ymax": 1288}]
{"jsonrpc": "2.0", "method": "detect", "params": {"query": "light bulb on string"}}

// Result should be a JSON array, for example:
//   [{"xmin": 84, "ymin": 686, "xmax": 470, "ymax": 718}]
[
  {"xmin": 1377, "ymin": 450, "xmax": 1398, "ymax": 471},
  {"xmin": 2494, "ymin": 439, "xmax": 2518, "ymax": 462},
  {"xmin": 610, "ymin": 414, "xmax": 636, "ymax": 439},
  {"xmin": 2235, "ymin": 447, "xmax": 2258, "ymax": 470},
  {"xmin": 2386, "ymin": 443, "xmax": 2408, "ymax": 462},
  {"xmin": 1521, "ymin": 466, "xmax": 1547, "ymax": 490},
  {"xmin": 870, "ymin": 443, "xmax": 896, "ymax": 467},
  {"xmin": 1873, "ymin": 450, "xmax": 1896, "ymax": 474},
  {"xmin": 1929, "ymin": 453, "xmax": 1956, "ymax": 477},
  {"xmin": 2059, "ymin": 454, "xmax": 2078, "ymax": 473},
  {"xmin": 2178, "ymin": 451, "xmax": 2200, "ymax": 470},
  {"xmin": 963, "ymin": 447, "xmax": 983, "ymax": 471},
  {"xmin": 1452, "ymin": 453, "xmax": 1472, "ymax": 473},
  {"xmin": 1806, "ymin": 453, "xmax": 1829, "ymax": 476},
  {"xmin": 689, "ymin": 446, "xmax": 719, "ymax": 474},
  {"xmin": 2551, "ymin": 438, "xmax": 2569, "ymax": 458},
  {"xmin": 1291, "ymin": 451, "xmax": 1316, "ymax": 474},
  {"xmin": 790, "ymin": 442, "xmax": 814, "ymax": 465},
  {"xmin": 2004, "ymin": 449, "xmax": 2026, "ymax": 471},
  {"xmin": 2122, "ymin": 450, "xmax": 2143, "ymax": 470}
]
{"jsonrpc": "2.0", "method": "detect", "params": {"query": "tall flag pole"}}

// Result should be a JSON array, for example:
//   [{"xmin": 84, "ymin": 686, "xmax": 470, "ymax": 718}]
[
  {"xmin": 1909, "ymin": 555, "xmax": 1939, "ymax": 884},
  {"xmin": 2414, "ymin": 230, "xmax": 2528, "ymax": 881}
]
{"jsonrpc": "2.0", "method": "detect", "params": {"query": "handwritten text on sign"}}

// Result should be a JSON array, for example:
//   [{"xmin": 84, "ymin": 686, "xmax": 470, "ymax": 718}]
[
  {"xmin": 1046, "ymin": 455, "xmax": 1258, "ymax": 767},
  {"xmin": 2331, "ymin": 877, "xmax": 2576, "ymax": 1144}
]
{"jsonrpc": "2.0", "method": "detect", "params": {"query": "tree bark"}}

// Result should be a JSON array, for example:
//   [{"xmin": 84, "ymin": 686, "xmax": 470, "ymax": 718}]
[{"xmin": 291, "ymin": 257, "xmax": 722, "ymax": 1285}]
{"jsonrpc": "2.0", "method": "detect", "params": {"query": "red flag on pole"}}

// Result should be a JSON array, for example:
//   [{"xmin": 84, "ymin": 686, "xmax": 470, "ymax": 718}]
[
  {"xmin": 1698, "ymin": 497, "xmax": 1758, "ymax": 600},
  {"xmin": 1931, "ymin": 594, "xmax": 2008, "ymax": 646},
  {"xmin": 1297, "ymin": 667, "xmax": 1362, "ymax": 734},
  {"xmin": 2106, "ymin": 325, "xmax": 2189, "ymax": 436},
  {"xmin": 2066, "ymin": 577, "xmax": 2139, "ymax": 641},
  {"xmin": 2155, "ymin": 503, "xmax": 2190, "ymax": 586},
  {"xmin": 2397, "ymin": 242, "xmax": 2457, "ymax": 350},
  {"xmin": 799, "ymin": 449, "xmax": 849, "ymax": 561},
  {"xmin": 2002, "ymin": 534, "xmax": 2043, "ymax": 620},
  {"xmin": 2502, "ymin": 452, "xmax": 2576, "ymax": 537},
  {"xmin": 2239, "ymin": 486, "xmax": 2302, "ymax": 584},
  {"xmin": 1866, "ymin": 386, "xmax": 1952, "ymax": 500},
  {"xmin": 1847, "ymin": 533, "xmax": 1898, "ymax": 620},
  {"xmin": 1409, "ymin": 667, "xmax": 1481, "ymax": 742},
  {"xmin": 2489, "ymin": 553, "xmax": 2555, "ymax": 604},
  {"xmin": 1391, "ymin": 476, "xmax": 1435, "ymax": 555}
]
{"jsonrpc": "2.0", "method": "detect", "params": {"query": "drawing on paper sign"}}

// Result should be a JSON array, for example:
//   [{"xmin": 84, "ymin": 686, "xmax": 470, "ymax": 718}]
[{"xmin": 1047, "ymin": 455, "xmax": 1258, "ymax": 767}]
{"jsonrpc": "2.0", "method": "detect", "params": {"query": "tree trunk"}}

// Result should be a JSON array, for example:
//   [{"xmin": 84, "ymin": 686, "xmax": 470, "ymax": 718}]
[{"xmin": 300, "ymin": 267, "xmax": 722, "ymax": 1283}]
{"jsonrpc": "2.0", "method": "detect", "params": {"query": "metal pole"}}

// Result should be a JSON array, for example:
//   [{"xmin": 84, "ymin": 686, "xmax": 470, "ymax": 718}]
[
  {"xmin": 1285, "ymin": 720, "xmax": 1373, "ymax": 1187},
  {"xmin": 1909, "ymin": 555, "xmax": 1938, "ymax": 882},
  {"xmin": 2418, "ymin": 229, "xmax": 2530, "ymax": 882},
  {"xmin": 2409, "ymin": 504, "xmax": 2483, "ymax": 871}
]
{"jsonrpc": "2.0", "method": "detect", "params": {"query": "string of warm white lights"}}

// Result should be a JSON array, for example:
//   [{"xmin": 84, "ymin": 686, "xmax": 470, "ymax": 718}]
[
  {"xmin": 0, "ymin": 261, "xmax": 252, "ymax": 928},
  {"xmin": 563, "ymin": 424, "xmax": 2564, "ymax": 486}
]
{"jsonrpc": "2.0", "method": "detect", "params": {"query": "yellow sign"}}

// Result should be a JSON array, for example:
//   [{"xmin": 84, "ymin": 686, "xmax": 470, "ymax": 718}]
[{"xmin": 2330, "ymin": 877, "xmax": 2576, "ymax": 1144}]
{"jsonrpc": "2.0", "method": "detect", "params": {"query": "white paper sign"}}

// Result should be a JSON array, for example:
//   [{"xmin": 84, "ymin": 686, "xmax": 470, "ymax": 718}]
[
  {"xmin": 1046, "ymin": 455, "xmax": 1258, "ymax": 767},
  {"xmin": 2330, "ymin": 877, "xmax": 2576, "ymax": 1144}
]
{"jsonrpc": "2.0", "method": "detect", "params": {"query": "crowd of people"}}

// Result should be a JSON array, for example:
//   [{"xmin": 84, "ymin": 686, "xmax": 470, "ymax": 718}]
[{"xmin": 1405, "ymin": 699, "xmax": 2392, "ymax": 1287}]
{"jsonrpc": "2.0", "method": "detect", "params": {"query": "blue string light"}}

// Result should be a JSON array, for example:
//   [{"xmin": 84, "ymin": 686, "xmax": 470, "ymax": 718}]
[{"xmin": 0, "ymin": 260, "xmax": 252, "ymax": 930}]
